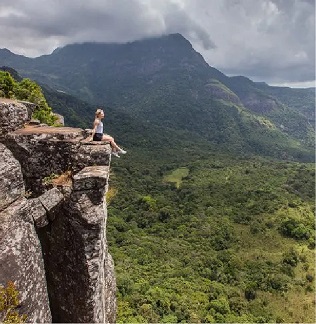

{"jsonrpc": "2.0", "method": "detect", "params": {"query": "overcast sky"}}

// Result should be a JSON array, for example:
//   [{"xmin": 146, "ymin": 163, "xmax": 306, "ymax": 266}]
[{"xmin": 0, "ymin": 0, "xmax": 315, "ymax": 87}]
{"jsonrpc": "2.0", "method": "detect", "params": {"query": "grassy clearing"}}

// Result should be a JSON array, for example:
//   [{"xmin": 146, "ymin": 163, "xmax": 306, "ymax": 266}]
[{"xmin": 163, "ymin": 167, "xmax": 189, "ymax": 188}]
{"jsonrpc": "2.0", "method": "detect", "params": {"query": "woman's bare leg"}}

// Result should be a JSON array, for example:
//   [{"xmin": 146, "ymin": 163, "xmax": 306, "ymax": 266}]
[{"xmin": 102, "ymin": 134, "xmax": 120, "ymax": 151}]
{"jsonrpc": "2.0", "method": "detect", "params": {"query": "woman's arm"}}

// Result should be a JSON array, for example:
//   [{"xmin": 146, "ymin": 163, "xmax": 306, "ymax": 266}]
[{"xmin": 88, "ymin": 119, "xmax": 99, "ymax": 141}]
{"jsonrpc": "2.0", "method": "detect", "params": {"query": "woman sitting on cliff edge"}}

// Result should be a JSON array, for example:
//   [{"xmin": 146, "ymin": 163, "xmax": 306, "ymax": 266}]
[{"xmin": 88, "ymin": 108, "xmax": 126, "ymax": 158}]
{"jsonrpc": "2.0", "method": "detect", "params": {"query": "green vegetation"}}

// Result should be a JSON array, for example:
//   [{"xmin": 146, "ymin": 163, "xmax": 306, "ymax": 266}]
[
  {"xmin": 0, "ymin": 35, "xmax": 314, "ymax": 161},
  {"xmin": 0, "ymin": 70, "xmax": 58, "ymax": 125},
  {"xmin": 163, "ymin": 167, "xmax": 189, "ymax": 188},
  {"xmin": 0, "ymin": 281, "xmax": 27, "ymax": 323},
  {"xmin": 107, "ymin": 148, "xmax": 315, "ymax": 323},
  {"xmin": 42, "ymin": 173, "xmax": 58, "ymax": 185},
  {"xmin": 1, "ymin": 36, "xmax": 314, "ymax": 323},
  {"xmin": 42, "ymin": 85, "xmax": 92, "ymax": 128}
]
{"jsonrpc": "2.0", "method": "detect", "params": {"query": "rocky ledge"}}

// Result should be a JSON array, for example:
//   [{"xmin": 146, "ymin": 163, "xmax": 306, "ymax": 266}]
[{"xmin": 0, "ymin": 99, "xmax": 116, "ymax": 323}]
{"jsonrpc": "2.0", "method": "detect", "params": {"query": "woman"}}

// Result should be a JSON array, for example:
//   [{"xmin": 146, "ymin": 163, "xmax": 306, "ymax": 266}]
[{"xmin": 89, "ymin": 108, "xmax": 126, "ymax": 158}]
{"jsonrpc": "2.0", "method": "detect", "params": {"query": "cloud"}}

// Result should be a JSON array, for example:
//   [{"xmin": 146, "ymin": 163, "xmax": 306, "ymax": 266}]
[{"xmin": 0, "ymin": 0, "xmax": 314, "ymax": 86}]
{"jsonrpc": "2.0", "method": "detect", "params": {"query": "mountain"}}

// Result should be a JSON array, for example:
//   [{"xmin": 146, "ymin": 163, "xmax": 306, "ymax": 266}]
[
  {"xmin": 1, "ymin": 39, "xmax": 315, "ymax": 323},
  {"xmin": 41, "ymin": 85, "xmax": 92, "ymax": 129},
  {"xmin": 226, "ymin": 77, "xmax": 314, "ymax": 144},
  {"xmin": 0, "ymin": 33, "xmax": 314, "ymax": 161}
]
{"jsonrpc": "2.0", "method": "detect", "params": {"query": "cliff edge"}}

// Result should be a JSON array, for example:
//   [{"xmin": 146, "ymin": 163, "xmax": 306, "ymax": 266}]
[{"xmin": 0, "ymin": 98, "xmax": 116, "ymax": 323}]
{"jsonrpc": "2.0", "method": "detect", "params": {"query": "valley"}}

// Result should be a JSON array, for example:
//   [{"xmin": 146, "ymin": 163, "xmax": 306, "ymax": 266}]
[{"xmin": 0, "ymin": 33, "xmax": 315, "ymax": 323}]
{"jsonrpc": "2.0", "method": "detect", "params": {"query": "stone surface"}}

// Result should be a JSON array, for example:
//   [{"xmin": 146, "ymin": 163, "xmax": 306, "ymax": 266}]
[
  {"xmin": 1, "ymin": 108, "xmax": 116, "ymax": 323},
  {"xmin": 205, "ymin": 82, "xmax": 242, "ymax": 106},
  {"xmin": 0, "ymin": 143, "xmax": 25, "ymax": 211},
  {"xmin": 73, "ymin": 166, "xmax": 110, "ymax": 191},
  {"xmin": 5, "ymin": 127, "xmax": 111, "ymax": 195},
  {"xmin": 104, "ymin": 253, "xmax": 117, "ymax": 322},
  {"xmin": 72, "ymin": 142, "xmax": 112, "ymax": 173},
  {"xmin": 0, "ymin": 100, "xmax": 35, "ymax": 137},
  {"xmin": 28, "ymin": 198, "xmax": 49, "ymax": 228},
  {"xmin": 240, "ymin": 93, "xmax": 279, "ymax": 113},
  {"xmin": 38, "ymin": 187, "xmax": 64, "ymax": 221},
  {"xmin": 0, "ymin": 198, "xmax": 52, "ymax": 323},
  {"xmin": 40, "ymin": 166, "xmax": 116, "ymax": 323}
]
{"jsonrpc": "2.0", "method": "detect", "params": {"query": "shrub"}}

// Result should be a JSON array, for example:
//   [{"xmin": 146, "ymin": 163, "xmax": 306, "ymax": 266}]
[
  {"xmin": 306, "ymin": 273, "xmax": 314, "ymax": 282},
  {"xmin": 209, "ymin": 297, "xmax": 230, "ymax": 315},
  {"xmin": 0, "ymin": 71, "xmax": 15, "ymax": 98},
  {"xmin": 244, "ymin": 285, "xmax": 257, "ymax": 301},
  {"xmin": 279, "ymin": 218, "xmax": 312, "ymax": 240},
  {"xmin": 267, "ymin": 274, "xmax": 289, "ymax": 292},
  {"xmin": 282, "ymin": 248, "xmax": 299, "ymax": 267},
  {"xmin": 0, "ymin": 281, "xmax": 27, "ymax": 323}
]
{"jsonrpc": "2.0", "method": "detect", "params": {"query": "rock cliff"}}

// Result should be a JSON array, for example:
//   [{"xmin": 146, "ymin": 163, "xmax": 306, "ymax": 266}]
[{"xmin": 0, "ymin": 99, "xmax": 116, "ymax": 323}]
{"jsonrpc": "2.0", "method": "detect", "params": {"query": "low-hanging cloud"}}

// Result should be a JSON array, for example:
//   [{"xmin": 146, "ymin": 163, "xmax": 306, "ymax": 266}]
[{"xmin": 0, "ymin": 0, "xmax": 314, "ymax": 86}]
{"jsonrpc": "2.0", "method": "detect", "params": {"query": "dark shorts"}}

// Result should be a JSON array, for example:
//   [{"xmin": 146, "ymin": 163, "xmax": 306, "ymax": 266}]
[{"xmin": 93, "ymin": 133, "xmax": 103, "ymax": 141}]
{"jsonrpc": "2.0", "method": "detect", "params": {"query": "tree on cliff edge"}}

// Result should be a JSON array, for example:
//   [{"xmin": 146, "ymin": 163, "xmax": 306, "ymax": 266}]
[{"xmin": 0, "ymin": 70, "xmax": 57, "ymax": 126}]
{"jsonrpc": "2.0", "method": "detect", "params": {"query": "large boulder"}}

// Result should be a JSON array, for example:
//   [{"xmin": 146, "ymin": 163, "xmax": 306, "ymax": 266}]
[
  {"xmin": 0, "ymin": 99, "xmax": 36, "ymax": 137},
  {"xmin": 1, "ymin": 116, "xmax": 116, "ymax": 323}
]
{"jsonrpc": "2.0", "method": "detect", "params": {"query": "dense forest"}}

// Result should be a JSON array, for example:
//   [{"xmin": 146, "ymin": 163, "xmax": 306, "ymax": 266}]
[{"xmin": 107, "ymin": 146, "xmax": 315, "ymax": 323}]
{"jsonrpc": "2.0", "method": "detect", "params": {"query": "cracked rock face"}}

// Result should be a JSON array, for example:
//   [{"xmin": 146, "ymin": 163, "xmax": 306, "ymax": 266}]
[
  {"xmin": 0, "ymin": 143, "xmax": 25, "ymax": 211},
  {"xmin": 41, "ymin": 166, "xmax": 116, "ymax": 323},
  {"xmin": 0, "ymin": 144, "xmax": 52, "ymax": 323},
  {"xmin": 5, "ymin": 127, "xmax": 111, "ymax": 196}
]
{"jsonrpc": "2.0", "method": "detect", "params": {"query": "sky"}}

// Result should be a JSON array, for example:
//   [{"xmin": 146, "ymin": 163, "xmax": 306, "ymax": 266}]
[{"xmin": 0, "ymin": 0, "xmax": 315, "ymax": 88}]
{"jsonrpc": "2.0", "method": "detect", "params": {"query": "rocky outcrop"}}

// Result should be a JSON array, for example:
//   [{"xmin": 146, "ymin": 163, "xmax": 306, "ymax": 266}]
[
  {"xmin": 0, "ymin": 99, "xmax": 36, "ymax": 137},
  {"xmin": 39, "ymin": 166, "xmax": 115, "ymax": 323},
  {"xmin": 237, "ymin": 92, "xmax": 279, "ymax": 114},
  {"xmin": 0, "ymin": 99, "xmax": 116, "ymax": 323},
  {"xmin": 0, "ymin": 143, "xmax": 52, "ymax": 323},
  {"xmin": 4, "ymin": 126, "xmax": 111, "ymax": 196},
  {"xmin": 204, "ymin": 81, "xmax": 242, "ymax": 106}
]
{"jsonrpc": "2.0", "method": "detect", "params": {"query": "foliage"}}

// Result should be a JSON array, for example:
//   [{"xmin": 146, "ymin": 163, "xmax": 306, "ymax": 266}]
[
  {"xmin": 42, "ymin": 85, "xmax": 92, "ymax": 128},
  {"xmin": 279, "ymin": 217, "xmax": 313, "ymax": 240},
  {"xmin": 106, "ymin": 148, "xmax": 315, "ymax": 323},
  {"xmin": 0, "ymin": 71, "xmax": 15, "ymax": 98},
  {"xmin": 0, "ymin": 70, "xmax": 57, "ymax": 125},
  {"xmin": 163, "ymin": 167, "xmax": 189, "ymax": 188},
  {"xmin": 42, "ymin": 171, "xmax": 72, "ymax": 189},
  {"xmin": 42, "ymin": 172, "xmax": 58, "ymax": 185},
  {"xmin": 0, "ymin": 281, "xmax": 27, "ymax": 323}
]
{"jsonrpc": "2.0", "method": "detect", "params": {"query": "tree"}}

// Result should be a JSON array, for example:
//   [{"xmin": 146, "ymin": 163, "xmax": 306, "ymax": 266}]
[
  {"xmin": 0, "ymin": 71, "xmax": 15, "ymax": 98},
  {"xmin": 14, "ymin": 78, "xmax": 57, "ymax": 125},
  {"xmin": 0, "ymin": 71, "xmax": 58, "ymax": 125}
]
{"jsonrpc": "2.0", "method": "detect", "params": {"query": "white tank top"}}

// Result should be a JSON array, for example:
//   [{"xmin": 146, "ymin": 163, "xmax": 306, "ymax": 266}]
[{"xmin": 95, "ymin": 120, "xmax": 103, "ymax": 133}]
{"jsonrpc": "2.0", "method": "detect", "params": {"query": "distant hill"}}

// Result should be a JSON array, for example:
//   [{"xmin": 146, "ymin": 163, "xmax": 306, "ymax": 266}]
[{"xmin": 1, "ymin": 34, "xmax": 314, "ymax": 161}]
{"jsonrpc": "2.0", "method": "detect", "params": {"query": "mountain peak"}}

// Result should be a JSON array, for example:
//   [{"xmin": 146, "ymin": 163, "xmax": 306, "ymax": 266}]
[
  {"xmin": 0, "ymin": 48, "xmax": 15, "ymax": 58},
  {"xmin": 0, "ymin": 48, "xmax": 13, "ymax": 53},
  {"xmin": 135, "ymin": 33, "xmax": 193, "ymax": 49}
]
